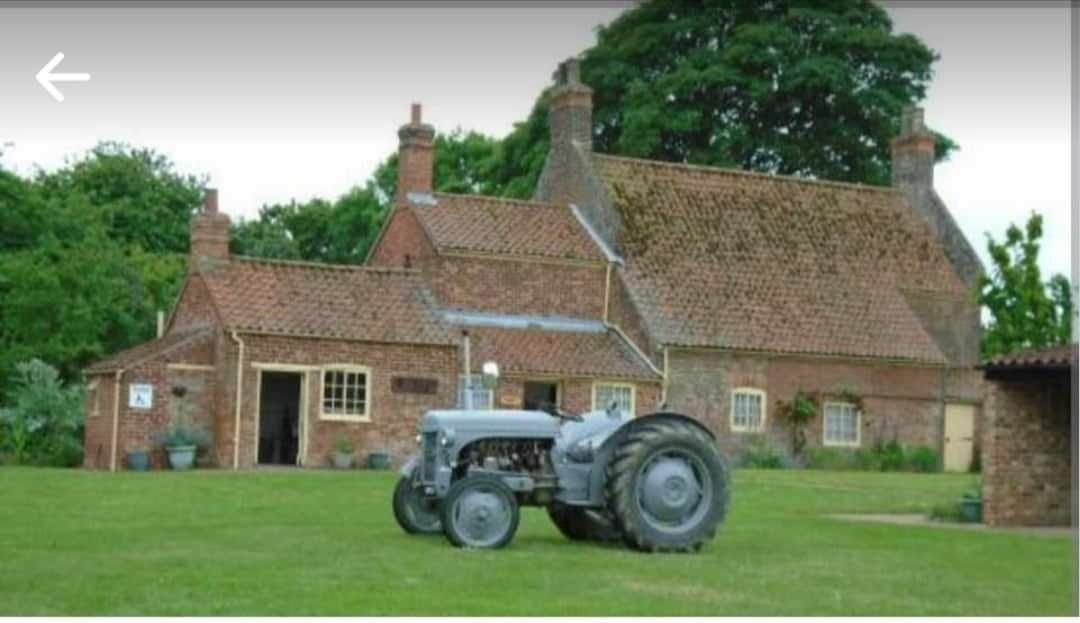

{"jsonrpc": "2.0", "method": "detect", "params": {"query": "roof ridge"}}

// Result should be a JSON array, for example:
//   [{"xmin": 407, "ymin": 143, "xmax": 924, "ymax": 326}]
[
  {"xmin": 592, "ymin": 153, "xmax": 901, "ymax": 195},
  {"xmin": 432, "ymin": 191, "xmax": 561, "ymax": 209},
  {"xmin": 231, "ymin": 255, "xmax": 421, "ymax": 275}
]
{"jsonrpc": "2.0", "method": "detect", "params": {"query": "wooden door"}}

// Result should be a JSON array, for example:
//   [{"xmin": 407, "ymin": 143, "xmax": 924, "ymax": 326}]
[{"xmin": 944, "ymin": 404, "xmax": 975, "ymax": 472}]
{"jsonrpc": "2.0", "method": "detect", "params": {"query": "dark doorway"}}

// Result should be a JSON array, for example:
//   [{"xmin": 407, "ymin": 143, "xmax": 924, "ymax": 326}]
[
  {"xmin": 523, "ymin": 381, "xmax": 559, "ymax": 411},
  {"xmin": 258, "ymin": 372, "xmax": 301, "ymax": 466}
]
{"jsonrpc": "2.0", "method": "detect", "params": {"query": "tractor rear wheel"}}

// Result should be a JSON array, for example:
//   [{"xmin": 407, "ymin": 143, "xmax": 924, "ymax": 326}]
[
  {"xmin": 546, "ymin": 503, "xmax": 620, "ymax": 542},
  {"xmin": 441, "ymin": 475, "xmax": 520, "ymax": 549},
  {"xmin": 392, "ymin": 474, "xmax": 442, "ymax": 535},
  {"xmin": 605, "ymin": 419, "xmax": 728, "ymax": 552}
]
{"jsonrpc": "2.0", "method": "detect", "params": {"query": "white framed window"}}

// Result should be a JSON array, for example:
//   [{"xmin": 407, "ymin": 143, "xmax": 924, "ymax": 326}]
[
  {"xmin": 592, "ymin": 382, "xmax": 635, "ymax": 417},
  {"xmin": 730, "ymin": 388, "xmax": 766, "ymax": 433},
  {"xmin": 823, "ymin": 402, "xmax": 860, "ymax": 447},
  {"xmin": 457, "ymin": 374, "xmax": 494, "ymax": 410},
  {"xmin": 87, "ymin": 380, "xmax": 100, "ymax": 418},
  {"xmin": 320, "ymin": 366, "xmax": 371, "ymax": 422}
]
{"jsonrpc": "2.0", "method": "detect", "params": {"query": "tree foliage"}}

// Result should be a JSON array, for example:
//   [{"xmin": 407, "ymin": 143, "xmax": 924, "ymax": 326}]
[
  {"xmin": 0, "ymin": 145, "xmax": 193, "ymax": 395},
  {"xmin": 231, "ymin": 130, "xmax": 499, "ymax": 263},
  {"xmin": 485, "ymin": 0, "xmax": 956, "ymax": 193},
  {"xmin": 0, "ymin": 359, "xmax": 84, "ymax": 466},
  {"xmin": 979, "ymin": 213, "xmax": 1073, "ymax": 358}
]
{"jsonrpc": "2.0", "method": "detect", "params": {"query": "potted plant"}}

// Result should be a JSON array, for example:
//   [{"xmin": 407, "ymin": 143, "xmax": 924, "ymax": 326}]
[
  {"xmin": 331, "ymin": 437, "xmax": 354, "ymax": 469},
  {"xmin": 126, "ymin": 448, "xmax": 150, "ymax": 471},
  {"xmin": 156, "ymin": 423, "xmax": 209, "ymax": 471},
  {"xmin": 959, "ymin": 479, "xmax": 983, "ymax": 523},
  {"xmin": 367, "ymin": 448, "xmax": 393, "ymax": 470}
]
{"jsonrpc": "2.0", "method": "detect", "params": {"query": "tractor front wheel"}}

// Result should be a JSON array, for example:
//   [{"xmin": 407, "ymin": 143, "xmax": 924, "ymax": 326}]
[
  {"xmin": 441, "ymin": 475, "xmax": 520, "ymax": 549},
  {"xmin": 605, "ymin": 419, "xmax": 728, "ymax": 552},
  {"xmin": 392, "ymin": 473, "xmax": 442, "ymax": 535}
]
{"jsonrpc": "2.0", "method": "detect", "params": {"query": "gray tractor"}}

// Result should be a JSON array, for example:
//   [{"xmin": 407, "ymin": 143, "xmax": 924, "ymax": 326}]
[{"xmin": 392, "ymin": 365, "xmax": 729, "ymax": 551}]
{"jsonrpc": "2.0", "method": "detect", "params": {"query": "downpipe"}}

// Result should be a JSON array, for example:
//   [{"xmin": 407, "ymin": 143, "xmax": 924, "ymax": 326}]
[{"xmin": 230, "ymin": 331, "xmax": 245, "ymax": 470}]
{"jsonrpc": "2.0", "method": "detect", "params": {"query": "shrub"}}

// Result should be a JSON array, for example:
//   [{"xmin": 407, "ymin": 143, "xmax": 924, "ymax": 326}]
[
  {"xmin": 740, "ymin": 434, "xmax": 785, "ymax": 469},
  {"xmin": 805, "ymin": 447, "xmax": 856, "ymax": 470},
  {"xmin": 0, "ymin": 360, "xmax": 84, "ymax": 467},
  {"xmin": 906, "ymin": 445, "xmax": 940, "ymax": 473},
  {"xmin": 333, "ymin": 436, "xmax": 353, "ymax": 454},
  {"xmin": 155, "ymin": 422, "xmax": 210, "ymax": 449},
  {"xmin": 875, "ymin": 439, "xmax": 906, "ymax": 471}
]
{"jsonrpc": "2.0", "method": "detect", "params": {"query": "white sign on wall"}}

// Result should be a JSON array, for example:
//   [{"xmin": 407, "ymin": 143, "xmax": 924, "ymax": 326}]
[{"xmin": 128, "ymin": 384, "xmax": 153, "ymax": 410}]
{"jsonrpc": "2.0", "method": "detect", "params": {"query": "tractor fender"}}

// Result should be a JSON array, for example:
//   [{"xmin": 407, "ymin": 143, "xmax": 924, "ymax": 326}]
[{"xmin": 585, "ymin": 412, "xmax": 715, "ymax": 506}]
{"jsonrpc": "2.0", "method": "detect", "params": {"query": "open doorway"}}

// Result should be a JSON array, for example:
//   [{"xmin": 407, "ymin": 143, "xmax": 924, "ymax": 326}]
[
  {"xmin": 523, "ymin": 381, "xmax": 559, "ymax": 411},
  {"xmin": 258, "ymin": 371, "xmax": 301, "ymax": 466}
]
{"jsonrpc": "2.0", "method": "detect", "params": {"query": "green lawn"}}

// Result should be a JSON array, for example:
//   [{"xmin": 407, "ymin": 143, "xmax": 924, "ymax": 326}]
[{"xmin": 0, "ymin": 467, "xmax": 1073, "ymax": 615}]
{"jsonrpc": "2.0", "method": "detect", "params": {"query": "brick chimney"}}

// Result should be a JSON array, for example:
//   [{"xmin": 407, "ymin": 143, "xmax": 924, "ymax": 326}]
[
  {"xmin": 189, "ymin": 188, "xmax": 231, "ymax": 269},
  {"xmin": 891, "ymin": 106, "xmax": 935, "ymax": 192},
  {"xmin": 548, "ymin": 58, "xmax": 593, "ymax": 153},
  {"xmin": 397, "ymin": 102, "xmax": 435, "ymax": 202}
]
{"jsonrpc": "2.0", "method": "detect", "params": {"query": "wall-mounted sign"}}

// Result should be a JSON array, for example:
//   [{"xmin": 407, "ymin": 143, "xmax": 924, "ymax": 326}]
[
  {"xmin": 391, "ymin": 376, "xmax": 438, "ymax": 395},
  {"xmin": 498, "ymin": 392, "xmax": 519, "ymax": 408},
  {"xmin": 129, "ymin": 384, "xmax": 153, "ymax": 410}
]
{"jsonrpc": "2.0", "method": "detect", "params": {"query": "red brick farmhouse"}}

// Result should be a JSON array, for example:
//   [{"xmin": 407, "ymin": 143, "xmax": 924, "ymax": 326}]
[{"xmin": 83, "ymin": 60, "xmax": 984, "ymax": 472}]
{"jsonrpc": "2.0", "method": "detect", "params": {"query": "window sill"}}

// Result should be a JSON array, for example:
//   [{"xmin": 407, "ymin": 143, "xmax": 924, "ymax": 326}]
[
  {"xmin": 823, "ymin": 440, "xmax": 860, "ymax": 448},
  {"xmin": 319, "ymin": 414, "xmax": 372, "ymax": 424},
  {"xmin": 731, "ymin": 428, "xmax": 766, "ymax": 434}
]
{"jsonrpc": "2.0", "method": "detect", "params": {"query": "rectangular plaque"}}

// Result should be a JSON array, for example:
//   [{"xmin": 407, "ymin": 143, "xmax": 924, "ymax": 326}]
[{"xmin": 391, "ymin": 376, "xmax": 438, "ymax": 395}]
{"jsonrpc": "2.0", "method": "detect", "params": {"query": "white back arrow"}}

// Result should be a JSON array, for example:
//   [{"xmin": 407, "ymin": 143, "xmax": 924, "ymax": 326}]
[{"xmin": 36, "ymin": 52, "xmax": 91, "ymax": 103}]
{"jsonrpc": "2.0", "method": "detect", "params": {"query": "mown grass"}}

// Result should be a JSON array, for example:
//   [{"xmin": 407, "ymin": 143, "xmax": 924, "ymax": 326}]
[{"xmin": 0, "ymin": 467, "xmax": 1073, "ymax": 615}]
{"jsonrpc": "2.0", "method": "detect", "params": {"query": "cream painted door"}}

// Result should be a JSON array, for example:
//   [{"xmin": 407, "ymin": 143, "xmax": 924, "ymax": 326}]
[{"xmin": 944, "ymin": 404, "xmax": 975, "ymax": 472}]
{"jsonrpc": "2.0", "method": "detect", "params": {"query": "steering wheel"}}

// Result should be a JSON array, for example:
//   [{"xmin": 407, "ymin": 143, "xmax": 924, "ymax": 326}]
[{"xmin": 539, "ymin": 402, "xmax": 584, "ymax": 423}]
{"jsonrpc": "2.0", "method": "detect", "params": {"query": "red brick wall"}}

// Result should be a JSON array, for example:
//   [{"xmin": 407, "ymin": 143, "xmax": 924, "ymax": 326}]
[
  {"xmin": 665, "ymin": 348, "xmax": 979, "ymax": 461},
  {"xmin": 83, "ymin": 337, "xmax": 217, "ymax": 470},
  {"xmin": 982, "ymin": 374, "xmax": 1071, "ymax": 526},
  {"xmin": 231, "ymin": 334, "xmax": 457, "ymax": 469},
  {"xmin": 431, "ymin": 254, "xmax": 607, "ymax": 319},
  {"xmin": 607, "ymin": 272, "xmax": 656, "ymax": 360},
  {"xmin": 492, "ymin": 376, "xmax": 660, "ymax": 416},
  {"xmin": 367, "ymin": 206, "xmax": 437, "ymax": 269}
]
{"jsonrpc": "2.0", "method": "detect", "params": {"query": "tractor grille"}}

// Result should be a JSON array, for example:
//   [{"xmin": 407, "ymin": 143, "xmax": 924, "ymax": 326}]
[{"xmin": 421, "ymin": 432, "xmax": 438, "ymax": 482}]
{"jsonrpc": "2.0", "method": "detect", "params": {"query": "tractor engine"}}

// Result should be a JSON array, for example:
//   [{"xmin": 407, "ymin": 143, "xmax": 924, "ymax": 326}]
[{"xmin": 459, "ymin": 438, "xmax": 553, "ymax": 477}]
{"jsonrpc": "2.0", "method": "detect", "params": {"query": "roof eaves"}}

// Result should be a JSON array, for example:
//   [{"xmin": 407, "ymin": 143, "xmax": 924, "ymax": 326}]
[{"xmin": 439, "ymin": 309, "xmax": 607, "ymax": 334}]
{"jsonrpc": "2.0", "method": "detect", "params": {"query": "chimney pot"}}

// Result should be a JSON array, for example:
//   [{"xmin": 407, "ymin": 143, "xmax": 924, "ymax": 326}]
[{"xmin": 411, "ymin": 102, "xmax": 422, "ymax": 124}]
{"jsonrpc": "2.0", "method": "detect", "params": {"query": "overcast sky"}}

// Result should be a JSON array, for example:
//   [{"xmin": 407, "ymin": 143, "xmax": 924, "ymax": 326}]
[{"xmin": 0, "ymin": 3, "xmax": 1072, "ymax": 279}]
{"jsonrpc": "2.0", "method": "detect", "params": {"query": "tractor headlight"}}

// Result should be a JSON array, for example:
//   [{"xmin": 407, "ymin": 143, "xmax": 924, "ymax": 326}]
[{"xmin": 440, "ymin": 428, "xmax": 456, "ymax": 447}]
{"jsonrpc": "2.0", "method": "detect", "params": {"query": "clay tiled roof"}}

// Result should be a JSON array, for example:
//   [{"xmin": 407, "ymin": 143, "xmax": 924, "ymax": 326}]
[
  {"xmin": 87, "ymin": 325, "xmax": 214, "ymax": 373},
  {"xmin": 466, "ymin": 325, "xmax": 659, "ymax": 381},
  {"xmin": 408, "ymin": 193, "xmax": 605, "ymax": 262},
  {"xmin": 984, "ymin": 344, "xmax": 1076, "ymax": 370},
  {"xmin": 592, "ymin": 154, "xmax": 970, "ymax": 364},
  {"xmin": 199, "ymin": 257, "xmax": 453, "ymax": 346}
]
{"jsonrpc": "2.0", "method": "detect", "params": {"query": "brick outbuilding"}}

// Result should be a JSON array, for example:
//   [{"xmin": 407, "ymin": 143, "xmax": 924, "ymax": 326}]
[
  {"xmin": 85, "ymin": 58, "xmax": 986, "ymax": 471},
  {"xmin": 981, "ymin": 345, "xmax": 1075, "ymax": 526}
]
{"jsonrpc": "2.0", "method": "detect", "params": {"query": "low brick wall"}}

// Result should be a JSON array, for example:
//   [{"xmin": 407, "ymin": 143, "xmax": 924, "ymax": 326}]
[{"xmin": 982, "ymin": 374, "xmax": 1072, "ymax": 526}]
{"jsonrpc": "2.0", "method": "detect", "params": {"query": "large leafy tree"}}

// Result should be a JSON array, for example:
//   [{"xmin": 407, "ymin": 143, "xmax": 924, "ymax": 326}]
[
  {"xmin": 0, "ymin": 145, "xmax": 194, "ymax": 395},
  {"xmin": 979, "ymin": 213, "xmax": 1073, "ymax": 358},
  {"xmin": 487, "ymin": 0, "xmax": 955, "ymax": 194},
  {"xmin": 35, "ymin": 143, "xmax": 205, "ymax": 254}
]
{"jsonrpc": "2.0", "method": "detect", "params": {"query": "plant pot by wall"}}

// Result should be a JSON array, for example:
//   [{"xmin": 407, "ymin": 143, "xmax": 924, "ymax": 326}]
[
  {"xmin": 167, "ymin": 445, "xmax": 197, "ymax": 471},
  {"xmin": 959, "ymin": 498, "xmax": 982, "ymax": 523},
  {"xmin": 126, "ymin": 450, "xmax": 150, "ymax": 472},
  {"xmin": 331, "ymin": 451, "xmax": 353, "ymax": 470},
  {"xmin": 367, "ymin": 451, "xmax": 392, "ymax": 470}
]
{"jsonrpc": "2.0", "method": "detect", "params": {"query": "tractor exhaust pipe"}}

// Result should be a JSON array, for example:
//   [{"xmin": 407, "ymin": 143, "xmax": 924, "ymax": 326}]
[{"xmin": 462, "ymin": 329, "xmax": 472, "ymax": 410}]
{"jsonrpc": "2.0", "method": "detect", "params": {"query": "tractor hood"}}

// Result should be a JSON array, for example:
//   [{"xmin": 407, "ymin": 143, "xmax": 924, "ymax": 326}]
[{"xmin": 420, "ymin": 409, "xmax": 561, "ymax": 438}]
